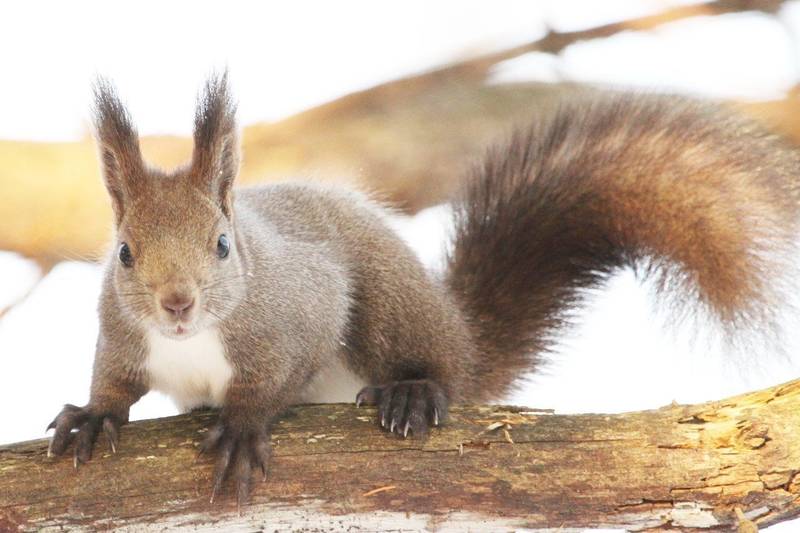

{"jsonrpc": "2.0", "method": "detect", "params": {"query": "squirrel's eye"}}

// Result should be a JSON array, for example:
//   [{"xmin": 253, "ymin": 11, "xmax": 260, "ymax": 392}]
[
  {"xmin": 217, "ymin": 234, "xmax": 230, "ymax": 259},
  {"xmin": 118, "ymin": 242, "xmax": 134, "ymax": 267}
]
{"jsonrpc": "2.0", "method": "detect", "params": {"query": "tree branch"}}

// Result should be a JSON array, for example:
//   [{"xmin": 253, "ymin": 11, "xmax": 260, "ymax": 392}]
[
  {"xmin": 2, "ymin": 379, "xmax": 800, "ymax": 531},
  {"xmin": 1, "ymin": 0, "xmax": 789, "ymax": 263},
  {"xmin": 465, "ymin": 0, "xmax": 786, "ymax": 73}
]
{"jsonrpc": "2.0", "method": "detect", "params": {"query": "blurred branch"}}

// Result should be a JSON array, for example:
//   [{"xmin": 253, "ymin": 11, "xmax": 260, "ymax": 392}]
[
  {"xmin": 387, "ymin": 0, "xmax": 788, "ymax": 83},
  {"xmin": 0, "ymin": 260, "xmax": 51, "ymax": 320},
  {"xmin": 3, "ymin": 380, "xmax": 800, "ymax": 530},
  {"xmin": 0, "ymin": 0, "xmax": 790, "ymax": 264}
]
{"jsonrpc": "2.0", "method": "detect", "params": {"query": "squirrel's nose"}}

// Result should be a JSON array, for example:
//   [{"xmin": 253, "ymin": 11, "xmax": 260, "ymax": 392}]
[{"xmin": 161, "ymin": 294, "xmax": 195, "ymax": 318}]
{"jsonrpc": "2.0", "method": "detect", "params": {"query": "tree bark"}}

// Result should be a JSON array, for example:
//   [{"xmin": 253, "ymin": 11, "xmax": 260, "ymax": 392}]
[{"xmin": 2, "ymin": 380, "xmax": 800, "ymax": 531}]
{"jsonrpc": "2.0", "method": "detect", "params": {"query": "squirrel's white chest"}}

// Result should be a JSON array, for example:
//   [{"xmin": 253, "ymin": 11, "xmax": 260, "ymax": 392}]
[{"xmin": 145, "ymin": 328, "xmax": 233, "ymax": 411}]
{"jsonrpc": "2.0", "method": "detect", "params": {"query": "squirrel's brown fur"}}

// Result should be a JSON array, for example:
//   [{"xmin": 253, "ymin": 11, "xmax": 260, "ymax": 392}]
[
  {"xmin": 48, "ymin": 76, "xmax": 800, "ymax": 503},
  {"xmin": 447, "ymin": 94, "xmax": 800, "ymax": 397}
]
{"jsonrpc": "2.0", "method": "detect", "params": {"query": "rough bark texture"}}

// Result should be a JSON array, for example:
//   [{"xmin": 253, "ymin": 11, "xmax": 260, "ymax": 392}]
[{"xmin": 2, "ymin": 380, "xmax": 800, "ymax": 531}]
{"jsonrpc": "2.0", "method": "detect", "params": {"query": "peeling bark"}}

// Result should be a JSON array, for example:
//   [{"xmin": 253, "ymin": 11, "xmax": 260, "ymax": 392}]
[{"xmin": 2, "ymin": 380, "xmax": 800, "ymax": 531}]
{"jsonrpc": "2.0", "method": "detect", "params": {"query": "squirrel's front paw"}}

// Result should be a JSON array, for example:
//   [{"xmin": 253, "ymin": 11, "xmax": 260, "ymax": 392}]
[
  {"xmin": 46, "ymin": 404, "xmax": 121, "ymax": 467},
  {"xmin": 356, "ymin": 379, "xmax": 448, "ymax": 438},
  {"xmin": 198, "ymin": 420, "xmax": 271, "ymax": 506}
]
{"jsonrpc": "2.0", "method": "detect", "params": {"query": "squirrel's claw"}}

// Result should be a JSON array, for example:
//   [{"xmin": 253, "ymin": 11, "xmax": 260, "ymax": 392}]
[
  {"xmin": 102, "ymin": 417, "xmax": 120, "ymax": 454},
  {"xmin": 209, "ymin": 433, "xmax": 234, "ymax": 504},
  {"xmin": 253, "ymin": 432, "xmax": 271, "ymax": 482},
  {"xmin": 355, "ymin": 386, "xmax": 381, "ymax": 408},
  {"xmin": 199, "ymin": 423, "xmax": 225, "ymax": 455},
  {"xmin": 47, "ymin": 404, "xmax": 89, "ymax": 457},
  {"xmin": 234, "ymin": 443, "xmax": 252, "ymax": 509},
  {"xmin": 357, "ymin": 379, "xmax": 448, "ymax": 439},
  {"xmin": 47, "ymin": 405, "xmax": 122, "ymax": 463},
  {"xmin": 74, "ymin": 417, "xmax": 101, "ymax": 464}
]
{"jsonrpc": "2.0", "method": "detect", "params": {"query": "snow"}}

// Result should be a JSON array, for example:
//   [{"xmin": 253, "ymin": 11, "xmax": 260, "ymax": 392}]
[
  {"xmin": 0, "ymin": 1, "xmax": 547, "ymax": 142},
  {"xmin": 0, "ymin": 251, "xmax": 41, "ymax": 311}
]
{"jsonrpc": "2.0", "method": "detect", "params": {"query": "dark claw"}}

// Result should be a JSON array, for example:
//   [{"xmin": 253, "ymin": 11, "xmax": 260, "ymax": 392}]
[
  {"xmin": 406, "ymin": 383, "xmax": 429, "ymax": 437},
  {"xmin": 377, "ymin": 384, "xmax": 394, "ymax": 430},
  {"xmin": 47, "ymin": 405, "xmax": 125, "ymax": 464},
  {"xmin": 253, "ymin": 436, "xmax": 270, "ymax": 482},
  {"xmin": 357, "ymin": 379, "xmax": 449, "ymax": 439},
  {"xmin": 75, "ymin": 417, "xmax": 101, "ymax": 464},
  {"xmin": 389, "ymin": 383, "xmax": 410, "ymax": 436},
  {"xmin": 196, "ymin": 423, "xmax": 225, "ymax": 463},
  {"xmin": 234, "ymin": 443, "xmax": 252, "ymax": 508},
  {"xmin": 355, "ymin": 386, "xmax": 382, "ymax": 407},
  {"xmin": 198, "ymin": 423, "xmax": 225, "ymax": 455},
  {"xmin": 210, "ymin": 433, "xmax": 235, "ymax": 504},
  {"xmin": 48, "ymin": 404, "xmax": 91, "ymax": 457},
  {"xmin": 103, "ymin": 417, "xmax": 119, "ymax": 454}
]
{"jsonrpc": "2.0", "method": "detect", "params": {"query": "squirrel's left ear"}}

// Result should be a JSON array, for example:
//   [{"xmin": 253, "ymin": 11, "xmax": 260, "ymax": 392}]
[{"xmin": 190, "ymin": 71, "xmax": 240, "ymax": 218}]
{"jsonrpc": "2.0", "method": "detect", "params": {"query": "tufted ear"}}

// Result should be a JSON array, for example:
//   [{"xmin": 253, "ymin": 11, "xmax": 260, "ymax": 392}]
[
  {"xmin": 190, "ymin": 71, "xmax": 240, "ymax": 218},
  {"xmin": 93, "ymin": 78, "xmax": 145, "ymax": 226}
]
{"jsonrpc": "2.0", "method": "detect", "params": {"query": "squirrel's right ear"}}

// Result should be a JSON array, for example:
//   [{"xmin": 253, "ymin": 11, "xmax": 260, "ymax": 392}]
[
  {"xmin": 190, "ymin": 71, "xmax": 240, "ymax": 218},
  {"xmin": 92, "ymin": 79, "xmax": 144, "ymax": 226}
]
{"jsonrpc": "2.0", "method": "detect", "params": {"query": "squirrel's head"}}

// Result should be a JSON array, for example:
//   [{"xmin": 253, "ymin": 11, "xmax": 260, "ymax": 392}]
[{"xmin": 94, "ymin": 73, "xmax": 246, "ymax": 339}]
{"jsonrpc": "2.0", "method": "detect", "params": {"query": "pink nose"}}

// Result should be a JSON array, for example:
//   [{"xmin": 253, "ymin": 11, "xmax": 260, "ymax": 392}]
[{"xmin": 161, "ymin": 294, "xmax": 194, "ymax": 318}]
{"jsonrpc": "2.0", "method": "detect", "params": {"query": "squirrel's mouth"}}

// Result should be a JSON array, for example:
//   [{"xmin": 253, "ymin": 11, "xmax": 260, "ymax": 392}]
[
  {"xmin": 155, "ymin": 319, "xmax": 199, "ymax": 339},
  {"xmin": 171, "ymin": 323, "xmax": 198, "ymax": 337}
]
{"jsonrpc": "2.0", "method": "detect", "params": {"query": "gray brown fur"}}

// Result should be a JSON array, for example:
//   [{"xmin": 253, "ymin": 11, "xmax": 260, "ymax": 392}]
[
  {"xmin": 447, "ymin": 94, "xmax": 800, "ymax": 397},
  {"xmin": 48, "ymin": 76, "xmax": 800, "ymax": 503}
]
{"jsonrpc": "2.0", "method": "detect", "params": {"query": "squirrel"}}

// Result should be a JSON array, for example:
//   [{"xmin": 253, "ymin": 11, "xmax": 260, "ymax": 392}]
[{"xmin": 47, "ymin": 73, "xmax": 800, "ymax": 504}]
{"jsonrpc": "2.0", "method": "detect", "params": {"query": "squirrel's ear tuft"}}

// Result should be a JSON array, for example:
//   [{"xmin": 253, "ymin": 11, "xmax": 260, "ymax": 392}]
[
  {"xmin": 92, "ymin": 78, "xmax": 144, "ymax": 225},
  {"xmin": 191, "ymin": 71, "xmax": 239, "ymax": 217}
]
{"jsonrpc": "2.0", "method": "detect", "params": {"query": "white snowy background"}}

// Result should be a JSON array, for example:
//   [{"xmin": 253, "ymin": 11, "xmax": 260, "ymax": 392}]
[{"xmin": 3, "ymin": 1, "xmax": 800, "ymax": 531}]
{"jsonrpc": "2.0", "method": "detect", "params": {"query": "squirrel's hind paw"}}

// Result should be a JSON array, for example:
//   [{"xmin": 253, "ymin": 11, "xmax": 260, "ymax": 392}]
[
  {"xmin": 199, "ymin": 421, "xmax": 271, "ymax": 507},
  {"xmin": 356, "ymin": 379, "xmax": 448, "ymax": 438}
]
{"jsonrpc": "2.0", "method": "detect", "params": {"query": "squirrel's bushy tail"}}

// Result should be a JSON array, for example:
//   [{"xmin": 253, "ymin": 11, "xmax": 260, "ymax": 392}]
[{"xmin": 445, "ymin": 94, "xmax": 800, "ymax": 399}]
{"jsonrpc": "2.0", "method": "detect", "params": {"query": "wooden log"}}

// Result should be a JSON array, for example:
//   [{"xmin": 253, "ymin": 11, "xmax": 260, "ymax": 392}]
[{"xmin": 2, "ymin": 380, "xmax": 800, "ymax": 531}]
